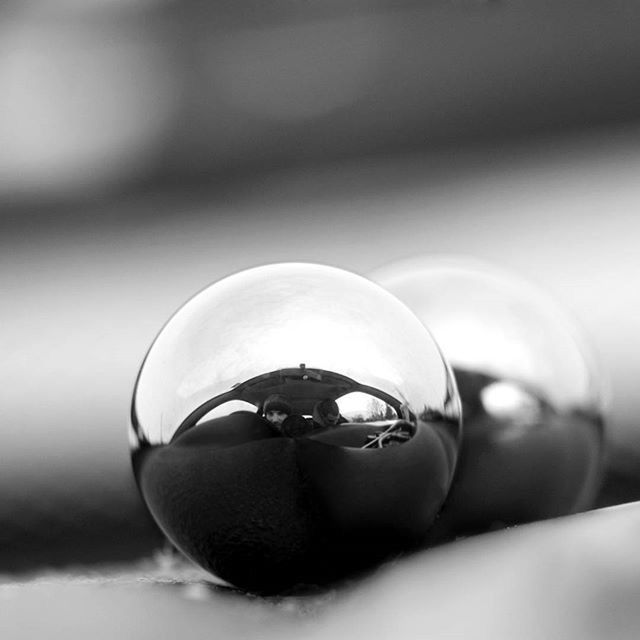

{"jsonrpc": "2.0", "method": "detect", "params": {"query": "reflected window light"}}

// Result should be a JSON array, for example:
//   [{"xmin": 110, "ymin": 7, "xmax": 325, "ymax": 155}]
[
  {"xmin": 198, "ymin": 400, "xmax": 257, "ymax": 422},
  {"xmin": 132, "ymin": 263, "xmax": 456, "ymax": 445},
  {"xmin": 337, "ymin": 392, "xmax": 397, "ymax": 423},
  {"xmin": 372, "ymin": 257, "xmax": 596, "ymax": 410},
  {"xmin": 480, "ymin": 381, "xmax": 541, "ymax": 422}
]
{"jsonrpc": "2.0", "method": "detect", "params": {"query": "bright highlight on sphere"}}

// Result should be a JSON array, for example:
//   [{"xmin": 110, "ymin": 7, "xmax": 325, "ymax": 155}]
[
  {"xmin": 371, "ymin": 255, "xmax": 606, "ymax": 533},
  {"xmin": 131, "ymin": 263, "xmax": 461, "ymax": 593},
  {"xmin": 371, "ymin": 256, "xmax": 602, "ymax": 412}
]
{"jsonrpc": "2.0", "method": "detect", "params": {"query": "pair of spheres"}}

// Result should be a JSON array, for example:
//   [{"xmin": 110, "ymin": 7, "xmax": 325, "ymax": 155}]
[{"xmin": 131, "ymin": 259, "xmax": 605, "ymax": 594}]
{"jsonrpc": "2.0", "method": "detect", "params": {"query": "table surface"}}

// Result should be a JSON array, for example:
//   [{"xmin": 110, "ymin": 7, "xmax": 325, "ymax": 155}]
[{"xmin": 3, "ymin": 501, "xmax": 640, "ymax": 640}]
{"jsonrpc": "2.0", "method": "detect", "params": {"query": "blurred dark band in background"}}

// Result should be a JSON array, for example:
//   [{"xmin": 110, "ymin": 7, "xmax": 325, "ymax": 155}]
[{"xmin": 3, "ymin": 1, "xmax": 640, "ymax": 205}]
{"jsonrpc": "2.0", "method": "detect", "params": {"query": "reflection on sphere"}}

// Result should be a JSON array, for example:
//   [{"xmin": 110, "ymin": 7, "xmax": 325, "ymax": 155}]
[
  {"xmin": 131, "ymin": 263, "xmax": 461, "ymax": 593},
  {"xmin": 371, "ymin": 255, "xmax": 606, "ymax": 537}
]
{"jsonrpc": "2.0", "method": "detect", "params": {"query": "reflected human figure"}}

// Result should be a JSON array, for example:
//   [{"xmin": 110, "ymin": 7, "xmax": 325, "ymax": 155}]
[
  {"xmin": 312, "ymin": 399, "xmax": 346, "ymax": 429},
  {"xmin": 262, "ymin": 394, "xmax": 310, "ymax": 437},
  {"xmin": 262, "ymin": 394, "xmax": 292, "ymax": 434}
]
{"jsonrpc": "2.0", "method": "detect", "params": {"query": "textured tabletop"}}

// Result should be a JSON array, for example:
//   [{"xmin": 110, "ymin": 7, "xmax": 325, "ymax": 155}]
[{"xmin": 4, "ymin": 502, "xmax": 640, "ymax": 640}]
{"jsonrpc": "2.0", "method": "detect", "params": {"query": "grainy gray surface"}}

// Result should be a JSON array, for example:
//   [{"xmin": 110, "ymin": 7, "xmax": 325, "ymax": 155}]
[{"xmin": 3, "ymin": 503, "xmax": 640, "ymax": 639}]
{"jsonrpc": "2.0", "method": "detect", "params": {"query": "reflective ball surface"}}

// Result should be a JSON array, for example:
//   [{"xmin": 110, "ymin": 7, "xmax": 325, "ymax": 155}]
[
  {"xmin": 371, "ymin": 256, "xmax": 605, "ymax": 538},
  {"xmin": 131, "ymin": 263, "xmax": 461, "ymax": 593}
]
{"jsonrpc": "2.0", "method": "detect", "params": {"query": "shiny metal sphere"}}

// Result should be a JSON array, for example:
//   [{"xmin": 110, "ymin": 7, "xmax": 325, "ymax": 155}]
[
  {"xmin": 131, "ymin": 263, "xmax": 461, "ymax": 592},
  {"xmin": 371, "ymin": 256, "xmax": 606, "ymax": 538}
]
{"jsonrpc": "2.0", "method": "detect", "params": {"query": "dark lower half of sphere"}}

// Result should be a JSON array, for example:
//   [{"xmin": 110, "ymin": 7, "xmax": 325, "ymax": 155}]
[
  {"xmin": 134, "ymin": 412, "xmax": 453, "ymax": 593},
  {"xmin": 427, "ymin": 368, "xmax": 605, "ymax": 542}
]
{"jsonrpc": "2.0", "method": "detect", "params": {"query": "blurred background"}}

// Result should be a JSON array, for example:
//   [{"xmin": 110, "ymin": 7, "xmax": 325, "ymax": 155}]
[{"xmin": 3, "ymin": 0, "xmax": 640, "ymax": 578}]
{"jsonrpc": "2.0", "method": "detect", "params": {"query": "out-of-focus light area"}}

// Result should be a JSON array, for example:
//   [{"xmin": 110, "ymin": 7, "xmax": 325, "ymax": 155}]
[
  {"xmin": 5, "ymin": 0, "xmax": 640, "ymax": 200},
  {"xmin": 2, "ymin": 0, "xmax": 640, "ymax": 584}
]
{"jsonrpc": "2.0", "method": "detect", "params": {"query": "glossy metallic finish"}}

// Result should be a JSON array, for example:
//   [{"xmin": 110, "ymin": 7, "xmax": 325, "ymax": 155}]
[
  {"xmin": 371, "ymin": 256, "xmax": 606, "ymax": 538},
  {"xmin": 131, "ymin": 263, "xmax": 461, "ymax": 592}
]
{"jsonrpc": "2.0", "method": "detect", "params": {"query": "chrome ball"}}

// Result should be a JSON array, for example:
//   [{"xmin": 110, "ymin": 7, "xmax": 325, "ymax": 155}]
[
  {"xmin": 371, "ymin": 256, "xmax": 606, "ymax": 538},
  {"xmin": 131, "ymin": 263, "xmax": 461, "ymax": 592}
]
